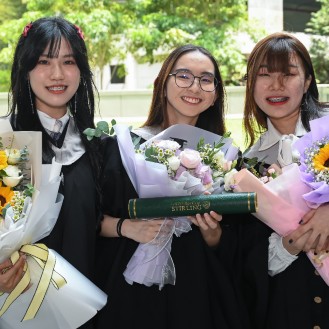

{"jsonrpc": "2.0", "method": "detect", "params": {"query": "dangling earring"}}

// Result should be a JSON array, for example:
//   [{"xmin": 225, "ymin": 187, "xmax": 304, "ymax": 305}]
[
  {"xmin": 74, "ymin": 92, "xmax": 77, "ymax": 114},
  {"xmin": 82, "ymin": 77, "xmax": 90, "ymax": 109},
  {"xmin": 27, "ymin": 79, "xmax": 35, "ymax": 114}
]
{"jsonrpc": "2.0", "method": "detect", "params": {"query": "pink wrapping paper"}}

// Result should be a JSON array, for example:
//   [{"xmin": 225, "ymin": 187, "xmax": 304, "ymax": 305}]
[{"xmin": 233, "ymin": 165, "xmax": 329, "ymax": 285}]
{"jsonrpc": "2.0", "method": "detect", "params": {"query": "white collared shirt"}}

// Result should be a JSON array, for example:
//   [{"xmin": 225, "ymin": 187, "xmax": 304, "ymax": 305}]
[
  {"xmin": 258, "ymin": 116, "xmax": 306, "ymax": 152},
  {"xmin": 244, "ymin": 116, "xmax": 307, "ymax": 166},
  {"xmin": 37, "ymin": 110, "xmax": 70, "ymax": 135},
  {"xmin": 37, "ymin": 110, "xmax": 85, "ymax": 165}
]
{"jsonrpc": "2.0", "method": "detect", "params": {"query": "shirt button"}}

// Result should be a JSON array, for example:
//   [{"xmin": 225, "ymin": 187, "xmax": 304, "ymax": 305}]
[
  {"xmin": 314, "ymin": 270, "xmax": 320, "ymax": 276},
  {"xmin": 314, "ymin": 296, "xmax": 322, "ymax": 303},
  {"xmin": 313, "ymin": 326, "xmax": 321, "ymax": 329}
]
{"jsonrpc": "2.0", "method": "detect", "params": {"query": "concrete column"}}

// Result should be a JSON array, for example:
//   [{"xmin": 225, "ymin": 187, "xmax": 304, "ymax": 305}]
[{"xmin": 248, "ymin": 0, "xmax": 283, "ymax": 33}]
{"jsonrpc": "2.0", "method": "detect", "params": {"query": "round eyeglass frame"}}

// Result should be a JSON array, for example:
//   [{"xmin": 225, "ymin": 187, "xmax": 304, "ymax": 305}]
[{"xmin": 168, "ymin": 72, "xmax": 218, "ymax": 92}]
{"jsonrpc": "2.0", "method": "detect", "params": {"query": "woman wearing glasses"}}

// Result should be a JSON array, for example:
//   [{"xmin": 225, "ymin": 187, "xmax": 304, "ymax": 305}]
[{"xmin": 94, "ymin": 45, "xmax": 249, "ymax": 329}]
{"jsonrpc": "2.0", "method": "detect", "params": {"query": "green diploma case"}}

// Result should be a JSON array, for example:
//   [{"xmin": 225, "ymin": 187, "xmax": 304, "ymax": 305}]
[{"xmin": 128, "ymin": 192, "xmax": 257, "ymax": 219}]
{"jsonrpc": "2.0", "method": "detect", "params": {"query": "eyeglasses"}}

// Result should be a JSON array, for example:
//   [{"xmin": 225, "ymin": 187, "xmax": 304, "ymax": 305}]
[{"xmin": 168, "ymin": 71, "xmax": 218, "ymax": 92}]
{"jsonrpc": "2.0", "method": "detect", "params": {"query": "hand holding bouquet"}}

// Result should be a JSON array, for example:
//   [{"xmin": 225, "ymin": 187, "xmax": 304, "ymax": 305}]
[
  {"xmin": 113, "ymin": 123, "xmax": 240, "ymax": 289},
  {"xmin": 233, "ymin": 115, "xmax": 329, "ymax": 285}
]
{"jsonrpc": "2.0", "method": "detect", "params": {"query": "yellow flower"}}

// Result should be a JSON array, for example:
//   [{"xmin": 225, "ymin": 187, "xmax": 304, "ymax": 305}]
[
  {"xmin": 0, "ymin": 183, "xmax": 14, "ymax": 214},
  {"xmin": 313, "ymin": 143, "xmax": 329, "ymax": 171},
  {"xmin": 0, "ymin": 150, "xmax": 8, "ymax": 170}
]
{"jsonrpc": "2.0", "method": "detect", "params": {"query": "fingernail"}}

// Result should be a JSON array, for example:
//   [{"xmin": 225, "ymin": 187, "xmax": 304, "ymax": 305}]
[
  {"xmin": 299, "ymin": 219, "xmax": 303, "ymax": 224},
  {"xmin": 288, "ymin": 239, "xmax": 293, "ymax": 244}
]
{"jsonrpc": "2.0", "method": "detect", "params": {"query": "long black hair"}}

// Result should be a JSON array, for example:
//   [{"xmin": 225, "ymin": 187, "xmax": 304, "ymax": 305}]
[{"xmin": 8, "ymin": 16, "xmax": 101, "ymax": 173}]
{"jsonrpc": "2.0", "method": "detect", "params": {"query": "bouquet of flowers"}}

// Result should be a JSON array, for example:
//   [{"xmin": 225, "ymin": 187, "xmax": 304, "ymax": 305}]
[
  {"xmin": 0, "ymin": 120, "xmax": 107, "ymax": 328},
  {"xmin": 113, "ymin": 123, "xmax": 239, "ymax": 289},
  {"xmin": 233, "ymin": 115, "xmax": 329, "ymax": 285}
]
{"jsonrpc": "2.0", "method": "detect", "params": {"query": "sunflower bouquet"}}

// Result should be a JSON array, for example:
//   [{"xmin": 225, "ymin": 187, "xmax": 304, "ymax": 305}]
[
  {"xmin": 233, "ymin": 115, "xmax": 329, "ymax": 285},
  {"xmin": 0, "ymin": 121, "xmax": 107, "ymax": 329},
  {"xmin": 0, "ymin": 135, "xmax": 33, "ymax": 224},
  {"xmin": 294, "ymin": 115, "xmax": 329, "ymax": 205}
]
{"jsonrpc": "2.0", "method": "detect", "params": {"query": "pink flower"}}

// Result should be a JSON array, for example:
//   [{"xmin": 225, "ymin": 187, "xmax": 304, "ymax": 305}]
[
  {"xmin": 222, "ymin": 160, "xmax": 233, "ymax": 172},
  {"xmin": 179, "ymin": 149, "xmax": 201, "ymax": 169}
]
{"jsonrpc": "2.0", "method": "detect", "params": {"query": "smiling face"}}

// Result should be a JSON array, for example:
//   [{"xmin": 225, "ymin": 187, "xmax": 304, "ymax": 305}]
[
  {"xmin": 28, "ymin": 38, "xmax": 80, "ymax": 119},
  {"xmin": 165, "ymin": 50, "xmax": 217, "ymax": 126},
  {"xmin": 253, "ymin": 53, "xmax": 311, "ymax": 133}
]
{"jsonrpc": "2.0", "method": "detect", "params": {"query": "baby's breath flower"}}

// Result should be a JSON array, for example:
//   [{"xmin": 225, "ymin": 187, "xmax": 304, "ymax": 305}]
[{"xmin": 303, "ymin": 136, "xmax": 329, "ymax": 184}]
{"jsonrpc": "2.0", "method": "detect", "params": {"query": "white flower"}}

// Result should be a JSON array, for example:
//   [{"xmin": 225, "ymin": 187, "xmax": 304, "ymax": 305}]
[
  {"xmin": 222, "ymin": 160, "xmax": 233, "ymax": 172},
  {"xmin": 167, "ymin": 156, "xmax": 180, "ymax": 171},
  {"xmin": 5, "ymin": 149, "xmax": 21, "ymax": 165},
  {"xmin": 3, "ymin": 165, "xmax": 23, "ymax": 187},
  {"xmin": 260, "ymin": 176, "xmax": 269, "ymax": 184},
  {"xmin": 3, "ymin": 176, "xmax": 23, "ymax": 187},
  {"xmin": 224, "ymin": 168, "xmax": 238, "ymax": 191},
  {"xmin": 155, "ymin": 140, "xmax": 180, "ymax": 150},
  {"xmin": 3, "ymin": 165, "xmax": 21, "ymax": 178},
  {"xmin": 213, "ymin": 150, "xmax": 225, "ymax": 166}
]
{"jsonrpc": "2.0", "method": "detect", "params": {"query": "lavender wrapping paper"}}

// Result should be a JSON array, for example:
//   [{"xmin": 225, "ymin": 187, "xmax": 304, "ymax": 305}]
[{"xmin": 114, "ymin": 124, "xmax": 238, "ymax": 289}]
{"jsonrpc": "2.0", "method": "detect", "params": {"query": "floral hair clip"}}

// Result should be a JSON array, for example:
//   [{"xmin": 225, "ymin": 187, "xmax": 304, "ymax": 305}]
[
  {"xmin": 22, "ymin": 22, "xmax": 33, "ymax": 38},
  {"xmin": 74, "ymin": 25, "xmax": 85, "ymax": 40}
]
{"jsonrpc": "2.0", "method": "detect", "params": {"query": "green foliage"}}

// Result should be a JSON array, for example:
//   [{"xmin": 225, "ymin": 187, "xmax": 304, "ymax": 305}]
[
  {"xmin": 306, "ymin": 0, "xmax": 329, "ymax": 83},
  {"xmin": 0, "ymin": 0, "xmax": 27, "ymax": 24},
  {"xmin": 83, "ymin": 119, "xmax": 116, "ymax": 140},
  {"xmin": 306, "ymin": 0, "xmax": 329, "ymax": 35},
  {"xmin": 0, "ymin": 68, "xmax": 10, "ymax": 92},
  {"xmin": 23, "ymin": 183, "xmax": 35, "ymax": 197},
  {"xmin": 309, "ymin": 37, "xmax": 329, "ymax": 84},
  {"xmin": 125, "ymin": 0, "xmax": 263, "ymax": 85},
  {"xmin": 0, "ymin": 0, "xmax": 265, "ymax": 87}
]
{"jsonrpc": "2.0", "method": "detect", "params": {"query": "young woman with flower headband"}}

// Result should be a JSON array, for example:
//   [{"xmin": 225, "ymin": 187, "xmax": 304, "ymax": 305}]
[
  {"xmin": 242, "ymin": 32, "xmax": 329, "ymax": 329},
  {"xmin": 0, "ymin": 17, "xmax": 102, "ymax": 327},
  {"xmin": 94, "ymin": 44, "xmax": 250, "ymax": 329}
]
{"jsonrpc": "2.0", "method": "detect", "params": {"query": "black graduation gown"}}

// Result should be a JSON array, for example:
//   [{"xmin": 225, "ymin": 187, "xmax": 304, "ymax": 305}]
[
  {"xmin": 40, "ymin": 152, "xmax": 98, "ymax": 279},
  {"xmin": 266, "ymin": 250, "xmax": 329, "ymax": 329},
  {"xmin": 233, "ymin": 209, "xmax": 329, "ymax": 329},
  {"xmin": 94, "ymin": 137, "xmax": 250, "ymax": 329},
  {"xmin": 237, "ymin": 161, "xmax": 329, "ymax": 329}
]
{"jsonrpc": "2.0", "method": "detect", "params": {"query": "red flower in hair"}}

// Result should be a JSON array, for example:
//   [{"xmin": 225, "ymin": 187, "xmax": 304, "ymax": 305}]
[
  {"xmin": 22, "ymin": 22, "xmax": 33, "ymax": 37},
  {"xmin": 74, "ymin": 25, "xmax": 85, "ymax": 40}
]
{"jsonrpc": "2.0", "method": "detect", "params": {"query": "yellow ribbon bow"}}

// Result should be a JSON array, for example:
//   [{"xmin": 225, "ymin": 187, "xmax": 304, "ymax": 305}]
[{"xmin": 0, "ymin": 243, "xmax": 66, "ymax": 321}]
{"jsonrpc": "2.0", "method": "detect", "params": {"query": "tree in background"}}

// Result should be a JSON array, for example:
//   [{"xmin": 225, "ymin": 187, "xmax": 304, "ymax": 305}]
[
  {"xmin": 125, "ymin": 0, "xmax": 264, "ymax": 85},
  {"xmin": 0, "ymin": 0, "xmax": 130, "ymax": 90},
  {"xmin": 0, "ymin": 0, "xmax": 265, "ymax": 91},
  {"xmin": 306, "ymin": 0, "xmax": 329, "ymax": 84},
  {"xmin": 0, "ymin": 0, "xmax": 27, "ymax": 92}
]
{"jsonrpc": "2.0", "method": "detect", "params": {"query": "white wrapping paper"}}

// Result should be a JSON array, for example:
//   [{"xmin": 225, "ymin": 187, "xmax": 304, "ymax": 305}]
[
  {"xmin": 0, "ymin": 121, "xmax": 107, "ymax": 326},
  {"xmin": 0, "ymin": 250, "xmax": 107, "ymax": 329}
]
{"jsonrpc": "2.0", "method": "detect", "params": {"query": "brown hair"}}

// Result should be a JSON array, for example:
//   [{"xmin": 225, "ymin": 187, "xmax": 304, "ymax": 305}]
[
  {"xmin": 244, "ymin": 32, "xmax": 324, "ymax": 147},
  {"xmin": 142, "ymin": 44, "xmax": 227, "ymax": 135}
]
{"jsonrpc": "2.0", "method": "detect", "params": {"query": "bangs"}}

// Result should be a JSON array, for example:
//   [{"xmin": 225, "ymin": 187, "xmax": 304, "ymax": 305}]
[
  {"xmin": 45, "ymin": 35, "xmax": 62, "ymax": 58},
  {"xmin": 263, "ymin": 38, "xmax": 296, "ymax": 74}
]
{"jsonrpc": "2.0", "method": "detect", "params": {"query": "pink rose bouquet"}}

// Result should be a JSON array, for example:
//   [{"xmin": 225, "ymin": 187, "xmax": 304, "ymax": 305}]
[{"xmin": 114, "ymin": 123, "xmax": 239, "ymax": 289}]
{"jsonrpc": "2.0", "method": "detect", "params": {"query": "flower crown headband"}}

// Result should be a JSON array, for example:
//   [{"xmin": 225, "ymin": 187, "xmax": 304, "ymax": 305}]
[{"xmin": 22, "ymin": 21, "xmax": 85, "ymax": 40}]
